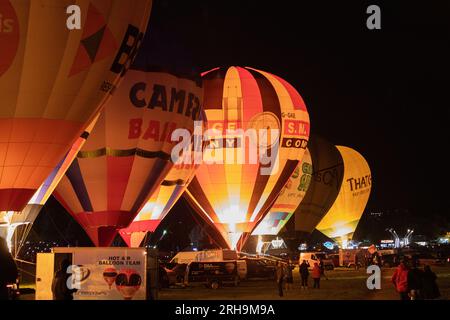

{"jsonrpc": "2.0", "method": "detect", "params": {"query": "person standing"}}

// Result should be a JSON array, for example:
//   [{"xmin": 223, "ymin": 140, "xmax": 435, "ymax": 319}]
[
  {"xmin": 408, "ymin": 260, "xmax": 424, "ymax": 300},
  {"xmin": 319, "ymin": 258, "xmax": 328, "ymax": 280},
  {"xmin": 299, "ymin": 260, "xmax": 310, "ymax": 289},
  {"xmin": 392, "ymin": 260, "xmax": 409, "ymax": 300},
  {"xmin": 0, "ymin": 237, "xmax": 18, "ymax": 300},
  {"xmin": 421, "ymin": 265, "xmax": 440, "ymax": 300},
  {"xmin": 52, "ymin": 259, "xmax": 77, "ymax": 300},
  {"xmin": 312, "ymin": 262, "xmax": 321, "ymax": 289},
  {"xmin": 284, "ymin": 260, "xmax": 294, "ymax": 292},
  {"xmin": 276, "ymin": 261, "xmax": 285, "ymax": 297}
]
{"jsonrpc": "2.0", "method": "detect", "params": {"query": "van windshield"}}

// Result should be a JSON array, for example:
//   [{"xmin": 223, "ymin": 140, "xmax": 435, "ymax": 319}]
[{"xmin": 315, "ymin": 253, "xmax": 327, "ymax": 260}]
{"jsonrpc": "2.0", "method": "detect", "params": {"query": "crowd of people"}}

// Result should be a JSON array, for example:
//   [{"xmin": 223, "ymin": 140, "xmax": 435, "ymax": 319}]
[
  {"xmin": 391, "ymin": 258, "xmax": 441, "ymax": 300},
  {"xmin": 275, "ymin": 258, "xmax": 328, "ymax": 297}
]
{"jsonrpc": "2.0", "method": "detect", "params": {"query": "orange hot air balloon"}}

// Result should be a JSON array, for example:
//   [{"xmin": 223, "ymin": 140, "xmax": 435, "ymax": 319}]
[
  {"xmin": 119, "ymin": 158, "xmax": 199, "ymax": 247},
  {"xmin": 252, "ymin": 148, "xmax": 312, "ymax": 236},
  {"xmin": 0, "ymin": 0, "xmax": 152, "ymax": 212},
  {"xmin": 54, "ymin": 68, "xmax": 204, "ymax": 246},
  {"xmin": 315, "ymin": 146, "xmax": 372, "ymax": 247},
  {"xmin": 185, "ymin": 66, "xmax": 310, "ymax": 251},
  {"xmin": 0, "ymin": 116, "xmax": 98, "ymax": 255},
  {"xmin": 294, "ymin": 135, "xmax": 344, "ymax": 234}
]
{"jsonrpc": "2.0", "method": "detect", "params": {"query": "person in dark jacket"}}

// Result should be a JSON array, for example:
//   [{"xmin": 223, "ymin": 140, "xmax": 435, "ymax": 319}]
[
  {"xmin": 51, "ymin": 259, "xmax": 77, "ymax": 300},
  {"xmin": 284, "ymin": 260, "xmax": 294, "ymax": 292},
  {"xmin": 275, "ymin": 261, "xmax": 284, "ymax": 297},
  {"xmin": 421, "ymin": 265, "xmax": 440, "ymax": 299},
  {"xmin": 408, "ymin": 260, "xmax": 424, "ymax": 300},
  {"xmin": 299, "ymin": 260, "xmax": 309, "ymax": 289},
  {"xmin": 0, "ymin": 237, "xmax": 18, "ymax": 300}
]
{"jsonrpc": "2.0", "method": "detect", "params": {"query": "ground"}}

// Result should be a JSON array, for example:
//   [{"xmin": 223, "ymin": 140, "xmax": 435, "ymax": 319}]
[
  {"xmin": 20, "ymin": 265, "xmax": 450, "ymax": 300},
  {"xmin": 158, "ymin": 266, "xmax": 450, "ymax": 300}
]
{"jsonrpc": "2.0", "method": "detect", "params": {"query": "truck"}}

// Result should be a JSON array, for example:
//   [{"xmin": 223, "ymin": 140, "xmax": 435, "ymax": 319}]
[
  {"xmin": 184, "ymin": 261, "xmax": 240, "ymax": 289},
  {"xmin": 299, "ymin": 252, "xmax": 334, "ymax": 270}
]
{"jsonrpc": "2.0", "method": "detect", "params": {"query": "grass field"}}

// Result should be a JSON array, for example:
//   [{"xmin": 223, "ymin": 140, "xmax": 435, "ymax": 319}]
[{"xmin": 158, "ymin": 266, "xmax": 450, "ymax": 300}]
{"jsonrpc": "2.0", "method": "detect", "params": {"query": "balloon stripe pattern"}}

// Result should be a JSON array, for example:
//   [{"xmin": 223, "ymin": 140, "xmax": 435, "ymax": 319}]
[
  {"xmin": 252, "ymin": 148, "xmax": 312, "ymax": 236},
  {"xmin": 0, "ymin": 0, "xmax": 153, "ymax": 211},
  {"xmin": 186, "ymin": 66, "xmax": 310, "ymax": 250},
  {"xmin": 316, "ymin": 146, "xmax": 372, "ymax": 244},
  {"xmin": 119, "ymin": 161, "xmax": 198, "ymax": 247},
  {"xmin": 54, "ymin": 68, "xmax": 203, "ymax": 246},
  {"xmin": 294, "ymin": 135, "xmax": 344, "ymax": 234}
]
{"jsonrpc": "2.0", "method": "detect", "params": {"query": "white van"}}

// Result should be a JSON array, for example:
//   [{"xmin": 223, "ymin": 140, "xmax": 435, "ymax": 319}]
[{"xmin": 299, "ymin": 252, "xmax": 334, "ymax": 270}]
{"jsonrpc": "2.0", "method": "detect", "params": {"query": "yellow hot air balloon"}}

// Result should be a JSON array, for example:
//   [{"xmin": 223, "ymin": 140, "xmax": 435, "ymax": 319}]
[
  {"xmin": 252, "ymin": 148, "xmax": 312, "ymax": 236},
  {"xmin": 294, "ymin": 135, "xmax": 344, "ymax": 234},
  {"xmin": 316, "ymin": 146, "xmax": 372, "ymax": 247},
  {"xmin": 0, "ymin": 0, "xmax": 152, "ymax": 212},
  {"xmin": 54, "ymin": 68, "xmax": 203, "ymax": 246},
  {"xmin": 185, "ymin": 66, "xmax": 310, "ymax": 251}
]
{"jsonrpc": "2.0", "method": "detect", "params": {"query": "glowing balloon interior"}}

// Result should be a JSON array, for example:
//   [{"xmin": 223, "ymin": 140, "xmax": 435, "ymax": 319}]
[
  {"xmin": 315, "ymin": 146, "xmax": 372, "ymax": 245},
  {"xmin": 186, "ymin": 66, "xmax": 310, "ymax": 250},
  {"xmin": 0, "ymin": 0, "xmax": 153, "ymax": 211}
]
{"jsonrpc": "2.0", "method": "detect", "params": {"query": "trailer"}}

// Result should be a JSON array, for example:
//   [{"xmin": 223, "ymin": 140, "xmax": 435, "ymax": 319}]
[{"xmin": 36, "ymin": 247, "xmax": 158, "ymax": 300}]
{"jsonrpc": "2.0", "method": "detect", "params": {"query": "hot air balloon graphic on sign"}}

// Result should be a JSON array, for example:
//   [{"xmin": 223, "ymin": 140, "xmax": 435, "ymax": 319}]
[
  {"xmin": 115, "ymin": 269, "xmax": 142, "ymax": 300},
  {"xmin": 103, "ymin": 267, "xmax": 117, "ymax": 289}
]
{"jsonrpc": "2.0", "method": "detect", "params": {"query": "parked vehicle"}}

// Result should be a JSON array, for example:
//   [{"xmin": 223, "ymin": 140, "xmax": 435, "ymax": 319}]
[
  {"xmin": 412, "ymin": 253, "xmax": 446, "ymax": 266},
  {"xmin": 242, "ymin": 258, "xmax": 276, "ymax": 279},
  {"xmin": 299, "ymin": 252, "xmax": 334, "ymax": 270},
  {"xmin": 184, "ymin": 261, "xmax": 240, "ymax": 289}
]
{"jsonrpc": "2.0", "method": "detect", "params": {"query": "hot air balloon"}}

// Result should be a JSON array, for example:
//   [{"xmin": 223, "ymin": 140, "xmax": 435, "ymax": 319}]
[
  {"xmin": 0, "ymin": 0, "xmax": 152, "ymax": 212},
  {"xmin": 315, "ymin": 146, "xmax": 372, "ymax": 247},
  {"xmin": 54, "ymin": 67, "xmax": 204, "ymax": 246},
  {"xmin": 252, "ymin": 148, "xmax": 312, "ymax": 236},
  {"xmin": 293, "ymin": 135, "xmax": 344, "ymax": 234},
  {"xmin": 119, "ymin": 158, "xmax": 199, "ymax": 247},
  {"xmin": 0, "ymin": 116, "xmax": 98, "ymax": 255},
  {"xmin": 185, "ymin": 66, "xmax": 310, "ymax": 251}
]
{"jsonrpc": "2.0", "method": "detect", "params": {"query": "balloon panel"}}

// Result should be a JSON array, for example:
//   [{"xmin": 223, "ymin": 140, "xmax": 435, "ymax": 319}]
[
  {"xmin": 0, "ymin": 0, "xmax": 152, "ymax": 211},
  {"xmin": 316, "ymin": 146, "xmax": 372, "ymax": 240},
  {"xmin": 54, "ymin": 69, "xmax": 203, "ymax": 246},
  {"xmin": 252, "ymin": 148, "xmax": 312, "ymax": 235},
  {"xmin": 186, "ymin": 66, "xmax": 310, "ymax": 250},
  {"xmin": 294, "ymin": 136, "xmax": 344, "ymax": 233},
  {"xmin": 119, "ymin": 160, "xmax": 199, "ymax": 247}
]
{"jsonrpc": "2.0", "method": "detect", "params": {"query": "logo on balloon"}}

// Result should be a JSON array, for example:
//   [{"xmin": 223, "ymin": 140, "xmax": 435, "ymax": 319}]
[{"xmin": 0, "ymin": 0, "xmax": 19, "ymax": 76}]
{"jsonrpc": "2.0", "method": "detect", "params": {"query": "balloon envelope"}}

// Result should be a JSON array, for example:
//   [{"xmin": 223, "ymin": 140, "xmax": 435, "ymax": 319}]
[
  {"xmin": 54, "ymin": 68, "xmax": 203, "ymax": 246},
  {"xmin": 0, "ymin": 0, "xmax": 152, "ymax": 211},
  {"xmin": 185, "ymin": 66, "xmax": 310, "ymax": 250},
  {"xmin": 294, "ymin": 135, "xmax": 344, "ymax": 234},
  {"xmin": 252, "ymin": 148, "xmax": 312, "ymax": 236},
  {"xmin": 315, "ymin": 146, "xmax": 372, "ymax": 244},
  {"xmin": 119, "ymin": 146, "xmax": 200, "ymax": 247}
]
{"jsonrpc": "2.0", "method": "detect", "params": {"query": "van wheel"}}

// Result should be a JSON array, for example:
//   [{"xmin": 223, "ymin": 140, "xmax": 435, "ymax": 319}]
[{"xmin": 210, "ymin": 281, "xmax": 220, "ymax": 289}]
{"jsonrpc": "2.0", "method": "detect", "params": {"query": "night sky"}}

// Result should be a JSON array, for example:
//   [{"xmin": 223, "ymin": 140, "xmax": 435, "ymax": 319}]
[{"xmin": 32, "ymin": 1, "xmax": 449, "ymax": 247}]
